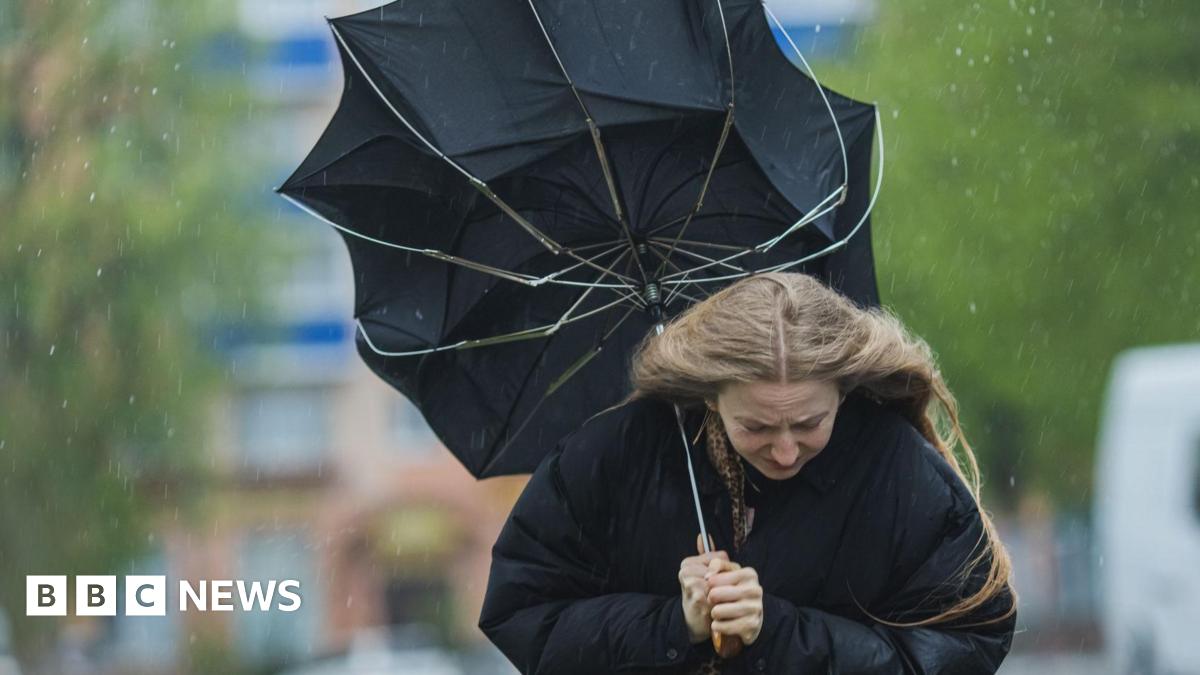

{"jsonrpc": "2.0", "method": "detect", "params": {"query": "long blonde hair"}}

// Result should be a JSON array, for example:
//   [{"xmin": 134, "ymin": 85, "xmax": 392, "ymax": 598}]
[{"xmin": 624, "ymin": 271, "xmax": 1015, "ymax": 627}]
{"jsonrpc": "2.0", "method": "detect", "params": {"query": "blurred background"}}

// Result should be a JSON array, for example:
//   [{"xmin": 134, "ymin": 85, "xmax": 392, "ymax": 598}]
[{"xmin": 1, "ymin": 0, "xmax": 1196, "ymax": 673}]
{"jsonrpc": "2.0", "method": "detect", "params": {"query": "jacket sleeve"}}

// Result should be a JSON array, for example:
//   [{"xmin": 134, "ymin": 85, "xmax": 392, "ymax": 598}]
[
  {"xmin": 738, "ymin": 486, "xmax": 1017, "ymax": 674},
  {"xmin": 478, "ymin": 424, "xmax": 699, "ymax": 674}
]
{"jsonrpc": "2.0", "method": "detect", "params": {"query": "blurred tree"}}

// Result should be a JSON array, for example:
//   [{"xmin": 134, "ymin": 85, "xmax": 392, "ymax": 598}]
[
  {"xmin": 820, "ymin": 0, "xmax": 1199, "ymax": 506},
  {"xmin": 0, "ymin": 0, "xmax": 265, "ymax": 660}
]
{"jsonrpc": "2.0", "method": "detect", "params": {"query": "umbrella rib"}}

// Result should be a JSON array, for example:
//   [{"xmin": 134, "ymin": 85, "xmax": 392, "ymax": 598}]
[
  {"xmin": 757, "ymin": 108, "xmax": 886, "ymax": 276},
  {"xmin": 571, "ymin": 242, "xmax": 648, "ymax": 303},
  {"xmin": 754, "ymin": 186, "xmax": 845, "ymax": 253},
  {"xmin": 327, "ymin": 21, "xmax": 641, "ymax": 287},
  {"xmin": 281, "ymin": 192, "xmax": 536, "ymax": 286},
  {"xmin": 647, "ymin": 236, "xmax": 745, "ymax": 253},
  {"xmin": 651, "ymin": 4, "xmax": 869, "ymax": 281},
  {"xmin": 558, "ymin": 239, "xmax": 629, "ymax": 253},
  {"xmin": 649, "ymin": 0, "xmax": 737, "ymax": 283},
  {"xmin": 761, "ymin": 3, "xmax": 851, "ymax": 208},
  {"xmin": 479, "ymin": 299, "xmax": 641, "ymax": 477},
  {"xmin": 356, "ymin": 286, "xmax": 645, "ymax": 358},
  {"xmin": 648, "ymin": 182, "xmax": 845, "ymax": 277},
  {"xmin": 649, "ymin": 241, "xmax": 744, "ymax": 307},
  {"xmin": 541, "ymin": 239, "xmax": 637, "ymax": 291},
  {"xmin": 648, "ymin": 238, "xmax": 747, "ymax": 275},
  {"xmin": 553, "ymin": 247, "xmax": 644, "ymax": 328},
  {"xmin": 665, "ymin": 287, "xmax": 704, "ymax": 307},
  {"xmin": 641, "ymin": 241, "xmax": 715, "ymax": 303},
  {"xmin": 282, "ymin": 192, "xmax": 635, "ymax": 290},
  {"xmin": 581, "ymin": 248, "xmax": 646, "ymax": 313},
  {"xmin": 657, "ymin": 193, "xmax": 842, "ymax": 283},
  {"xmin": 524, "ymin": 0, "xmax": 653, "ymax": 286},
  {"xmin": 662, "ymin": 108, "xmax": 886, "ymax": 286}
]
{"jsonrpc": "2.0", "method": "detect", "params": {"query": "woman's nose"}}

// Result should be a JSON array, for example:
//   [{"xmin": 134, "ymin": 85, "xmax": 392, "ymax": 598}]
[{"xmin": 770, "ymin": 435, "xmax": 802, "ymax": 467}]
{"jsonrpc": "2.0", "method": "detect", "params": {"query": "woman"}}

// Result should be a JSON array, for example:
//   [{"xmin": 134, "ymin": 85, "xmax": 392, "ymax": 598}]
[{"xmin": 479, "ymin": 272, "xmax": 1017, "ymax": 674}]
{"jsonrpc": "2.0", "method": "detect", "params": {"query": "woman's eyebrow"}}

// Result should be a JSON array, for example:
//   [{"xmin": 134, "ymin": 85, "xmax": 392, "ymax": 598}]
[{"xmin": 735, "ymin": 412, "xmax": 826, "ymax": 426}]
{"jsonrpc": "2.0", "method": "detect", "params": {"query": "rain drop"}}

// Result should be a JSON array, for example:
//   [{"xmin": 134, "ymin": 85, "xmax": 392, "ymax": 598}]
[
  {"xmin": 89, "ymin": 192, "xmax": 96, "ymax": 202},
  {"xmin": 49, "ymin": 344, "xmax": 56, "ymax": 356}
]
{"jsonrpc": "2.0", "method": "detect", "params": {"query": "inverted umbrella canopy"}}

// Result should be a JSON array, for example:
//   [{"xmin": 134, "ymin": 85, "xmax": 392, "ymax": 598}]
[{"xmin": 278, "ymin": 0, "xmax": 882, "ymax": 478}]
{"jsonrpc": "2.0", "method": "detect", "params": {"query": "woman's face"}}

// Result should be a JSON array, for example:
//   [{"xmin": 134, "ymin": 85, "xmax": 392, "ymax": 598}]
[{"xmin": 709, "ymin": 379, "xmax": 844, "ymax": 481}]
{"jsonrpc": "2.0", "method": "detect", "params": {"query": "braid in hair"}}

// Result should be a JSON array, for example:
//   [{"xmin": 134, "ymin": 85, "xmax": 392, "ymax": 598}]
[
  {"xmin": 692, "ymin": 410, "xmax": 749, "ymax": 674},
  {"xmin": 704, "ymin": 409, "xmax": 748, "ymax": 553}
]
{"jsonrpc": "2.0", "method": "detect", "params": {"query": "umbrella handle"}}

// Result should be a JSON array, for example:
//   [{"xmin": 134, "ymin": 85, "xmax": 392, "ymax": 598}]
[
  {"xmin": 712, "ymin": 631, "xmax": 744, "ymax": 658},
  {"xmin": 696, "ymin": 535, "xmax": 745, "ymax": 658}
]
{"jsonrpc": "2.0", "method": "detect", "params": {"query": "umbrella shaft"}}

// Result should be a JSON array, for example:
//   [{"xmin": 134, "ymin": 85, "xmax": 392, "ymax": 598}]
[{"xmin": 657, "ymin": 322, "xmax": 712, "ymax": 555}]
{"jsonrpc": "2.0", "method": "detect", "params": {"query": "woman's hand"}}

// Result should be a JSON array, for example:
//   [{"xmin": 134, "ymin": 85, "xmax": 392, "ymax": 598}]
[
  {"xmin": 706, "ymin": 563, "xmax": 764, "ymax": 645},
  {"xmin": 678, "ymin": 535, "xmax": 734, "ymax": 644}
]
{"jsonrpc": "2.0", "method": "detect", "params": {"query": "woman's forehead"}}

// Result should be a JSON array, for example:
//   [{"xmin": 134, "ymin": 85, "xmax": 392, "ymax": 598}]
[{"xmin": 720, "ymin": 380, "xmax": 838, "ymax": 415}]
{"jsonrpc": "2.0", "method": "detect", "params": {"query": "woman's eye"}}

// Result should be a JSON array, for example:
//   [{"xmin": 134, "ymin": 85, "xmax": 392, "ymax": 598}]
[
  {"xmin": 744, "ymin": 425, "xmax": 765, "ymax": 433},
  {"xmin": 792, "ymin": 422, "xmax": 819, "ymax": 431}
]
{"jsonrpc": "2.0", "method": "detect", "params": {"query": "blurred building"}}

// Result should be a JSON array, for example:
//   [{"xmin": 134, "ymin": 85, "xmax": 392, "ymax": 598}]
[{"xmin": 93, "ymin": 2, "xmax": 524, "ymax": 672}]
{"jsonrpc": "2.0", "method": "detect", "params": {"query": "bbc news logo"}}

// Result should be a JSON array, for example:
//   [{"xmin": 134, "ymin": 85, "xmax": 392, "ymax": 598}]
[{"xmin": 26, "ymin": 576, "xmax": 302, "ymax": 616}]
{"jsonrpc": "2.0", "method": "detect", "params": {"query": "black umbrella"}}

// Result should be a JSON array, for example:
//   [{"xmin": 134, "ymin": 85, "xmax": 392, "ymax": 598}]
[{"xmin": 277, "ymin": 0, "xmax": 883, "ymax": 483}]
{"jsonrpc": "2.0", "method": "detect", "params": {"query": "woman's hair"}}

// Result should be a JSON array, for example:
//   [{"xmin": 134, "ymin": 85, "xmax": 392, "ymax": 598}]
[{"xmin": 623, "ymin": 271, "xmax": 1015, "ymax": 627}]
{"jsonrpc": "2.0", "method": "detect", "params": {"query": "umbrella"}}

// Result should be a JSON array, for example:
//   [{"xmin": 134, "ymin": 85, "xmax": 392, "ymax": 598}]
[{"xmin": 277, "ymin": 0, "xmax": 883, "ymax": 482}]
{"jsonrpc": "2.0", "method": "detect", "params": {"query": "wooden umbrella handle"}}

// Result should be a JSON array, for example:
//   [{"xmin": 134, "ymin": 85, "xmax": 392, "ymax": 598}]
[{"xmin": 712, "ymin": 630, "xmax": 744, "ymax": 658}]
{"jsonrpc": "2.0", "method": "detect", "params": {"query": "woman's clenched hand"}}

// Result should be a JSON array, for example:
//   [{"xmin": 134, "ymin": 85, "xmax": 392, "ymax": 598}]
[
  {"xmin": 678, "ymin": 535, "xmax": 735, "ymax": 644},
  {"xmin": 706, "ymin": 562, "xmax": 764, "ymax": 645}
]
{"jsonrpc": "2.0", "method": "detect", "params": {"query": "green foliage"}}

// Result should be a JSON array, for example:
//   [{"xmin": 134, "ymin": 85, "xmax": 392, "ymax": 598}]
[
  {"xmin": 817, "ymin": 1, "xmax": 1199, "ymax": 506},
  {"xmin": 0, "ymin": 0, "xmax": 266, "ymax": 658}
]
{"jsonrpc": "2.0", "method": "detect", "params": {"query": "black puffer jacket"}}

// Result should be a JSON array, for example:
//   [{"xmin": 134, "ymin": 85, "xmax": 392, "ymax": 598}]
[{"xmin": 479, "ymin": 391, "xmax": 1016, "ymax": 674}]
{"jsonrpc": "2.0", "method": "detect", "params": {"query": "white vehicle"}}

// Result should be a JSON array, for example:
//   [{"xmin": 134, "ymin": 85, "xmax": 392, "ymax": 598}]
[{"xmin": 1094, "ymin": 343, "xmax": 1200, "ymax": 675}]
